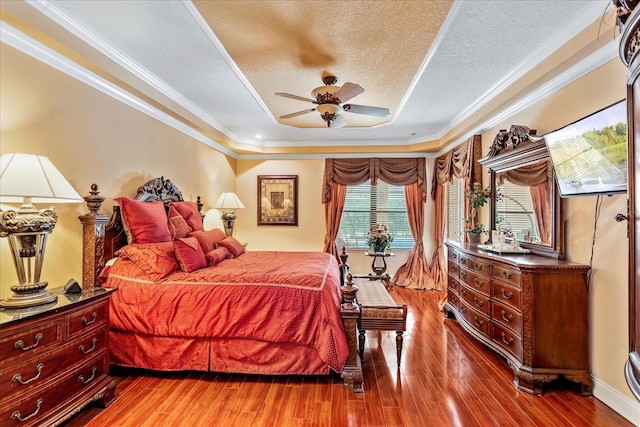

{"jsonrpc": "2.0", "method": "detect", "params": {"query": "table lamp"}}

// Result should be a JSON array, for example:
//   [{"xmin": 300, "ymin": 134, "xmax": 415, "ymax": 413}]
[
  {"xmin": 0, "ymin": 153, "xmax": 83, "ymax": 308},
  {"xmin": 214, "ymin": 192, "xmax": 244, "ymax": 236}
]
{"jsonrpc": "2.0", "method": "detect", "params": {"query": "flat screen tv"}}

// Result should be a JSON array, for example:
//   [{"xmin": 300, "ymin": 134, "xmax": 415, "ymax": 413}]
[{"xmin": 544, "ymin": 100, "xmax": 628, "ymax": 198}]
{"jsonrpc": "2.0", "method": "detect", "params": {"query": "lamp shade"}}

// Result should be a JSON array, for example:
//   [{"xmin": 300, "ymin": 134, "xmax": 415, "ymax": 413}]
[
  {"xmin": 0, "ymin": 153, "xmax": 83, "ymax": 203},
  {"xmin": 214, "ymin": 192, "xmax": 245, "ymax": 210}
]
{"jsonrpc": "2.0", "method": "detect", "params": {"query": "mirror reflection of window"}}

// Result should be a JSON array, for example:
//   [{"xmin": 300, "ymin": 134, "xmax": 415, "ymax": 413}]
[{"xmin": 495, "ymin": 180, "xmax": 540, "ymax": 244}]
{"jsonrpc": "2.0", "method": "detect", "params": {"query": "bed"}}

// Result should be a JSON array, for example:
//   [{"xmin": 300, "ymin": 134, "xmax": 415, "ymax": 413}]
[{"xmin": 78, "ymin": 178, "xmax": 363, "ymax": 391}]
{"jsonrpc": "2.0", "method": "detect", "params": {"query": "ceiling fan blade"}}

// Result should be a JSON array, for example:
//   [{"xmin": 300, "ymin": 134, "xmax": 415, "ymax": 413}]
[
  {"xmin": 330, "ymin": 115, "xmax": 347, "ymax": 128},
  {"xmin": 275, "ymin": 92, "xmax": 316, "ymax": 103},
  {"xmin": 280, "ymin": 108, "xmax": 316, "ymax": 119},
  {"xmin": 343, "ymin": 104, "xmax": 390, "ymax": 117},
  {"xmin": 333, "ymin": 82, "xmax": 364, "ymax": 103}
]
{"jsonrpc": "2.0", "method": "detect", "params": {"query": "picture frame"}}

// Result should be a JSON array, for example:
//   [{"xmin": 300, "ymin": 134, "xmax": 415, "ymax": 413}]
[{"xmin": 257, "ymin": 175, "xmax": 298, "ymax": 226}]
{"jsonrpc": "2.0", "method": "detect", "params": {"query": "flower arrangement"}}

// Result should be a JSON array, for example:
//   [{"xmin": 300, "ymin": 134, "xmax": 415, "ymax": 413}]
[
  {"xmin": 366, "ymin": 224, "xmax": 393, "ymax": 252},
  {"xmin": 463, "ymin": 182, "xmax": 491, "ymax": 236}
]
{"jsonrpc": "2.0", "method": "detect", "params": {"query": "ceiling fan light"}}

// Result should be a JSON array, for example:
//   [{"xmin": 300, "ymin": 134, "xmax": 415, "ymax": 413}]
[
  {"xmin": 311, "ymin": 85, "xmax": 340, "ymax": 102},
  {"xmin": 317, "ymin": 104, "xmax": 342, "ymax": 115}
]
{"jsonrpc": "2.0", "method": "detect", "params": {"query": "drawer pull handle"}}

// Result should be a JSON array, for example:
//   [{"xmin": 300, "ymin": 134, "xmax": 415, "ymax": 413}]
[
  {"xmin": 501, "ymin": 333, "xmax": 514, "ymax": 346},
  {"xmin": 11, "ymin": 398, "xmax": 43, "ymax": 422},
  {"xmin": 81, "ymin": 312, "xmax": 98, "ymax": 326},
  {"xmin": 79, "ymin": 337, "xmax": 98, "ymax": 354},
  {"xmin": 474, "ymin": 297, "xmax": 484, "ymax": 308},
  {"xmin": 460, "ymin": 306, "xmax": 466, "ymax": 314},
  {"xmin": 474, "ymin": 278, "xmax": 484, "ymax": 288},
  {"xmin": 460, "ymin": 271, "xmax": 467, "ymax": 280},
  {"xmin": 474, "ymin": 263, "xmax": 483, "ymax": 271},
  {"xmin": 78, "ymin": 366, "xmax": 97, "ymax": 385},
  {"xmin": 12, "ymin": 363, "xmax": 44, "ymax": 385},
  {"xmin": 501, "ymin": 310, "xmax": 514, "ymax": 323},
  {"xmin": 15, "ymin": 333, "xmax": 43, "ymax": 351},
  {"xmin": 502, "ymin": 271, "xmax": 512, "ymax": 280},
  {"xmin": 461, "ymin": 289, "xmax": 467, "ymax": 296},
  {"xmin": 501, "ymin": 288, "xmax": 513, "ymax": 300},
  {"xmin": 473, "ymin": 317, "xmax": 484, "ymax": 328}
]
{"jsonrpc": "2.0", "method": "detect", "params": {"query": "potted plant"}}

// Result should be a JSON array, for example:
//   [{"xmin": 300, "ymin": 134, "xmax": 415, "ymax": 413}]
[
  {"xmin": 463, "ymin": 182, "xmax": 491, "ymax": 244},
  {"xmin": 366, "ymin": 224, "xmax": 393, "ymax": 253}
]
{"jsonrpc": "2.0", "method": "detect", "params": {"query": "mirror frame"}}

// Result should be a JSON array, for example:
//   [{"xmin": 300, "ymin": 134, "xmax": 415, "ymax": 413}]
[{"xmin": 479, "ymin": 125, "xmax": 565, "ymax": 260}]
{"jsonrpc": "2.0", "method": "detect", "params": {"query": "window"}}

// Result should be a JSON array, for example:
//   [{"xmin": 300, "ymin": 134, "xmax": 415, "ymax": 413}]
[
  {"xmin": 446, "ymin": 177, "xmax": 464, "ymax": 241},
  {"xmin": 337, "ymin": 181, "xmax": 413, "ymax": 249},
  {"xmin": 495, "ymin": 181, "xmax": 538, "ymax": 241}
]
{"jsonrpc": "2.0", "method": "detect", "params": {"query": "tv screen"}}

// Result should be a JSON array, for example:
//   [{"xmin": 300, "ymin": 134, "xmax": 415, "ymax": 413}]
[{"xmin": 544, "ymin": 100, "xmax": 628, "ymax": 198}]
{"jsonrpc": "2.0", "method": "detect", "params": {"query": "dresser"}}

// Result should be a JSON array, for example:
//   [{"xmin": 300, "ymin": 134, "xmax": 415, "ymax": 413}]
[
  {"xmin": 445, "ymin": 241, "xmax": 591, "ymax": 395},
  {"xmin": 0, "ymin": 287, "xmax": 116, "ymax": 426}
]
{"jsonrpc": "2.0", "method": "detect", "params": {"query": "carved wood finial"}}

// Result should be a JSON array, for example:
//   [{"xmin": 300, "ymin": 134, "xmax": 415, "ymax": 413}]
[{"xmin": 84, "ymin": 183, "xmax": 105, "ymax": 214}]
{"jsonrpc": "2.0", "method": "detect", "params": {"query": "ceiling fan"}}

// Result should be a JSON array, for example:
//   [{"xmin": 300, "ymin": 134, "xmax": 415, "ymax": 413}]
[{"xmin": 275, "ymin": 75, "xmax": 390, "ymax": 128}]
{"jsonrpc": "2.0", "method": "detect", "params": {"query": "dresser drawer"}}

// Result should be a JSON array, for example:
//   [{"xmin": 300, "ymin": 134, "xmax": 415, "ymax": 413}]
[
  {"xmin": 66, "ymin": 301, "xmax": 108, "ymax": 339},
  {"xmin": 1, "ymin": 353, "xmax": 108, "ymax": 427},
  {"xmin": 447, "ymin": 289, "xmax": 460, "ymax": 310},
  {"xmin": 0, "ymin": 329, "xmax": 107, "ymax": 402},
  {"xmin": 459, "ymin": 301, "xmax": 490, "ymax": 338},
  {"xmin": 459, "ymin": 254, "xmax": 491, "ymax": 275},
  {"xmin": 491, "ymin": 300, "xmax": 523, "ymax": 336},
  {"xmin": 447, "ymin": 249, "xmax": 459, "ymax": 264},
  {"xmin": 448, "ymin": 260, "xmax": 459, "ymax": 277},
  {"xmin": 493, "ymin": 265, "xmax": 521, "ymax": 287},
  {"xmin": 460, "ymin": 267, "xmax": 490, "ymax": 296},
  {"xmin": 447, "ymin": 275, "xmax": 459, "ymax": 293},
  {"xmin": 491, "ymin": 279, "xmax": 522, "ymax": 310},
  {"xmin": 0, "ymin": 321, "xmax": 62, "ymax": 364},
  {"xmin": 492, "ymin": 322, "xmax": 522, "ymax": 359},
  {"xmin": 459, "ymin": 284, "xmax": 490, "ymax": 316}
]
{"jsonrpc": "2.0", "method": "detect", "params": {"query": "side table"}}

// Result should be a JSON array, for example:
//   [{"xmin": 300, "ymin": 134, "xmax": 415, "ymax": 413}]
[{"xmin": 363, "ymin": 251, "xmax": 394, "ymax": 286}]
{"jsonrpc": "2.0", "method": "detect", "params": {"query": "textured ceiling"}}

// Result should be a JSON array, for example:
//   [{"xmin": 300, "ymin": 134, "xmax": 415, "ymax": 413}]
[{"xmin": 0, "ymin": 0, "xmax": 616, "ymax": 156}]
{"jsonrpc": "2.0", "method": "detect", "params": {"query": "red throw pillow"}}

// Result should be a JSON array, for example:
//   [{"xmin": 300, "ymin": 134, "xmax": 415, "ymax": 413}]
[
  {"xmin": 169, "ymin": 201, "xmax": 203, "ymax": 232},
  {"xmin": 168, "ymin": 205, "xmax": 190, "ymax": 239},
  {"xmin": 115, "ymin": 242, "xmax": 179, "ymax": 281},
  {"xmin": 217, "ymin": 236, "xmax": 245, "ymax": 258},
  {"xmin": 205, "ymin": 247, "xmax": 230, "ymax": 266},
  {"xmin": 174, "ymin": 237, "xmax": 207, "ymax": 272},
  {"xmin": 115, "ymin": 197, "xmax": 171, "ymax": 244},
  {"xmin": 188, "ymin": 228, "xmax": 227, "ymax": 253}
]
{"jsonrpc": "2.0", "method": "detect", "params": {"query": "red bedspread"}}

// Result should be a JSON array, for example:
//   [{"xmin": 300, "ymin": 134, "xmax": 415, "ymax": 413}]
[{"xmin": 103, "ymin": 251, "xmax": 348, "ymax": 373}]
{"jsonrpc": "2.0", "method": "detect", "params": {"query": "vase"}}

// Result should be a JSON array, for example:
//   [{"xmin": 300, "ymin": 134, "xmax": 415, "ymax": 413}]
[
  {"xmin": 372, "ymin": 244, "xmax": 385, "ymax": 253},
  {"xmin": 467, "ymin": 232, "xmax": 481, "ymax": 244}
]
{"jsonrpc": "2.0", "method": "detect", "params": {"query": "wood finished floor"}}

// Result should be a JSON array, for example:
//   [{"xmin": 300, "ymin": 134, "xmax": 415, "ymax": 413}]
[{"xmin": 64, "ymin": 288, "xmax": 632, "ymax": 427}]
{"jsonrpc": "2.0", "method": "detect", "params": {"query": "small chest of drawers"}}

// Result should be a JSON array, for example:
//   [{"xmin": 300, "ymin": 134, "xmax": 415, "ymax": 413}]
[
  {"xmin": 0, "ymin": 287, "xmax": 116, "ymax": 426},
  {"xmin": 445, "ymin": 242, "xmax": 591, "ymax": 396}
]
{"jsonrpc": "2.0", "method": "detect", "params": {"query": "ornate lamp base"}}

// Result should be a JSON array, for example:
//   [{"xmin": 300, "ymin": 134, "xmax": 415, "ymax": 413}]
[{"xmin": 1, "ymin": 281, "xmax": 58, "ymax": 308}]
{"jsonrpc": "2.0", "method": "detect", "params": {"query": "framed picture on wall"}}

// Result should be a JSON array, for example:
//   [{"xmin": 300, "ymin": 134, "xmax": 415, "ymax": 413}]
[{"xmin": 257, "ymin": 175, "xmax": 298, "ymax": 226}]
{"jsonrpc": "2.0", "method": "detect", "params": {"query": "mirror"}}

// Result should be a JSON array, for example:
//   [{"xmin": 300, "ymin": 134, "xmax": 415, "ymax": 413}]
[{"xmin": 479, "ymin": 125, "xmax": 565, "ymax": 259}]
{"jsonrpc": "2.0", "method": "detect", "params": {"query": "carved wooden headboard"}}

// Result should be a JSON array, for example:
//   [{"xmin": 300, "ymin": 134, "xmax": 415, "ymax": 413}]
[{"xmin": 79, "ymin": 177, "xmax": 202, "ymax": 288}]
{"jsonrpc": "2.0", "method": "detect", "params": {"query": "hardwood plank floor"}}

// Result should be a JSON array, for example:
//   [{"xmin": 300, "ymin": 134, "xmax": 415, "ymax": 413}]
[{"xmin": 64, "ymin": 289, "xmax": 632, "ymax": 427}]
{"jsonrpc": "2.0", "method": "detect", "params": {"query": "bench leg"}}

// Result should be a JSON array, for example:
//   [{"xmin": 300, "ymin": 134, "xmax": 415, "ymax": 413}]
[
  {"xmin": 396, "ymin": 331, "xmax": 403, "ymax": 368},
  {"xmin": 359, "ymin": 329, "xmax": 366, "ymax": 362}
]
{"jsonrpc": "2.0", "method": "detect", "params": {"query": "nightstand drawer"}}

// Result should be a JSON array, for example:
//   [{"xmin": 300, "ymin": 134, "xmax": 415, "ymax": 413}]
[
  {"xmin": 0, "ymin": 330, "xmax": 107, "ymax": 402},
  {"xmin": 1, "ymin": 353, "xmax": 108, "ymax": 427},
  {"xmin": 66, "ymin": 301, "xmax": 108, "ymax": 339},
  {"xmin": 0, "ymin": 321, "xmax": 61, "ymax": 364}
]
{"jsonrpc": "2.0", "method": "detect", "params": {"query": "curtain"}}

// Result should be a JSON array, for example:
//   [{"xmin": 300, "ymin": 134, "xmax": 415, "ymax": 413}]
[
  {"xmin": 322, "ymin": 182, "xmax": 347, "ymax": 260},
  {"xmin": 430, "ymin": 135, "xmax": 482, "ymax": 307},
  {"xmin": 392, "ymin": 182, "xmax": 435, "ymax": 290},
  {"xmin": 322, "ymin": 158, "xmax": 427, "ymax": 203},
  {"xmin": 322, "ymin": 157, "xmax": 430, "ymax": 288}
]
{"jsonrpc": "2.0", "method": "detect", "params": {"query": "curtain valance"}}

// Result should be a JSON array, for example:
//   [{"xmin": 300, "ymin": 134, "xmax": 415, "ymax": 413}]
[
  {"xmin": 496, "ymin": 159, "xmax": 551, "ymax": 187},
  {"xmin": 322, "ymin": 157, "xmax": 427, "ymax": 203},
  {"xmin": 431, "ymin": 135, "xmax": 482, "ymax": 199}
]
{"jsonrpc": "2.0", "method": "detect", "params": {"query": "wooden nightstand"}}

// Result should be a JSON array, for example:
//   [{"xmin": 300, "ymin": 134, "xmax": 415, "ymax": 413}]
[{"xmin": 0, "ymin": 287, "xmax": 117, "ymax": 426}]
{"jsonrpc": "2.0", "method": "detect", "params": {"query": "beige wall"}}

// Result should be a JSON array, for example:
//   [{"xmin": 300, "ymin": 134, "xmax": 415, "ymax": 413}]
[
  {"xmin": 478, "ymin": 58, "xmax": 632, "ymax": 400},
  {"xmin": 0, "ymin": 45, "xmax": 236, "ymax": 298}
]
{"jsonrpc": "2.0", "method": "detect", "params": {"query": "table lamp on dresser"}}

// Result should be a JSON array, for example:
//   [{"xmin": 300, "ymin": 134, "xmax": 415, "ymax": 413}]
[{"xmin": 0, "ymin": 153, "xmax": 83, "ymax": 308}]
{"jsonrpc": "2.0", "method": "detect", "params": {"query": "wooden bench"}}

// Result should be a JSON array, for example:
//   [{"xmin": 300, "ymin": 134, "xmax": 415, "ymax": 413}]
[{"xmin": 348, "ymin": 274, "xmax": 408, "ymax": 367}]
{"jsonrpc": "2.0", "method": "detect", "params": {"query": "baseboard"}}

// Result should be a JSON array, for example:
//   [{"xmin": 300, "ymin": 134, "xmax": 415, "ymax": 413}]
[{"xmin": 593, "ymin": 376, "xmax": 640, "ymax": 426}]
